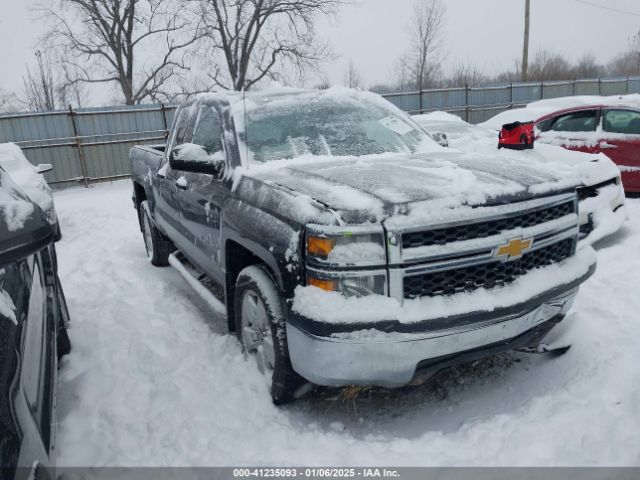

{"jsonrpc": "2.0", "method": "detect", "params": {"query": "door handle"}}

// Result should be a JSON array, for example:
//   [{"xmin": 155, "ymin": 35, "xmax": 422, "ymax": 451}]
[
  {"xmin": 599, "ymin": 142, "xmax": 618, "ymax": 149},
  {"xmin": 176, "ymin": 177, "xmax": 188, "ymax": 190}
]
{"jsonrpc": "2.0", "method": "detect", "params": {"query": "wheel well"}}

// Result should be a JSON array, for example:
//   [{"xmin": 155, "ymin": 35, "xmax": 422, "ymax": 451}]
[{"xmin": 225, "ymin": 240, "xmax": 274, "ymax": 333}]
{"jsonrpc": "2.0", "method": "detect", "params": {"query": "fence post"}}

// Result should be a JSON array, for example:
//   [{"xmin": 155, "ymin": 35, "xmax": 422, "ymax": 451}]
[
  {"xmin": 509, "ymin": 82, "xmax": 513, "ymax": 108},
  {"xmin": 465, "ymin": 84, "xmax": 470, "ymax": 122},
  {"xmin": 627, "ymin": 76, "xmax": 630, "ymax": 94},
  {"xmin": 160, "ymin": 103, "xmax": 169, "ymax": 138},
  {"xmin": 419, "ymin": 88, "xmax": 424, "ymax": 114},
  {"xmin": 68, "ymin": 105, "xmax": 89, "ymax": 188},
  {"xmin": 540, "ymin": 81, "xmax": 544, "ymax": 99},
  {"xmin": 598, "ymin": 79, "xmax": 602, "ymax": 95}
]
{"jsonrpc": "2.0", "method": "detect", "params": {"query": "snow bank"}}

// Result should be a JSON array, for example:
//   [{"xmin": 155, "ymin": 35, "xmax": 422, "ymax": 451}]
[{"xmin": 480, "ymin": 94, "xmax": 640, "ymax": 130}]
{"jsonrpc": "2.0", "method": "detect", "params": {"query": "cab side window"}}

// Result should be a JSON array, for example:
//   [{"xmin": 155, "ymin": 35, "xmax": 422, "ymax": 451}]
[
  {"xmin": 168, "ymin": 108, "xmax": 193, "ymax": 151},
  {"xmin": 550, "ymin": 110, "xmax": 598, "ymax": 132},
  {"xmin": 192, "ymin": 106, "xmax": 223, "ymax": 154},
  {"xmin": 604, "ymin": 109, "xmax": 640, "ymax": 135}
]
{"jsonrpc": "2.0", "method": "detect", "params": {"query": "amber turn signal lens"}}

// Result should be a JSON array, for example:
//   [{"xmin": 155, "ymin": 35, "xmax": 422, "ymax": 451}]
[
  {"xmin": 307, "ymin": 236, "xmax": 335, "ymax": 258},
  {"xmin": 307, "ymin": 277, "xmax": 338, "ymax": 292}
]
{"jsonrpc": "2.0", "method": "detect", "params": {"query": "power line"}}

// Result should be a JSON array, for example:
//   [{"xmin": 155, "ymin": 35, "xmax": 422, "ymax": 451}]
[{"xmin": 574, "ymin": 0, "xmax": 640, "ymax": 17}]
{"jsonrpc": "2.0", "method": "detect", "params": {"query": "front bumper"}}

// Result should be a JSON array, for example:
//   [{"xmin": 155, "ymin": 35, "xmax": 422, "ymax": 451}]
[{"xmin": 287, "ymin": 287, "xmax": 579, "ymax": 387}]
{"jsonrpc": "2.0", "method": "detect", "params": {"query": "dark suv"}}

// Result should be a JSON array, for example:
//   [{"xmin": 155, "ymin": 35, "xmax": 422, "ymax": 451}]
[{"xmin": 0, "ymin": 167, "xmax": 71, "ymax": 480}]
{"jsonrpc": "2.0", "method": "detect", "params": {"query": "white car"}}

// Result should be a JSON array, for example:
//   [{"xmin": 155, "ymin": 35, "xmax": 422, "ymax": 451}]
[
  {"xmin": 0, "ymin": 143, "xmax": 60, "ymax": 239},
  {"xmin": 414, "ymin": 111, "xmax": 627, "ymax": 245}
]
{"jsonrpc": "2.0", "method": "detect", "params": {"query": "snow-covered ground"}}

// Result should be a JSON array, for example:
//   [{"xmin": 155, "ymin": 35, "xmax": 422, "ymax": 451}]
[{"xmin": 53, "ymin": 180, "xmax": 640, "ymax": 467}]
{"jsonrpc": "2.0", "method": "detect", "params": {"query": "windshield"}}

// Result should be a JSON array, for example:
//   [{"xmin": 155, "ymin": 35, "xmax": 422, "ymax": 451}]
[{"xmin": 236, "ymin": 90, "xmax": 437, "ymax": 164}]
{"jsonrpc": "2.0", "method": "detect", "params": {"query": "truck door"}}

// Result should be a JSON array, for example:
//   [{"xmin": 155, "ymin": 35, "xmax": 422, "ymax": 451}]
[
  {"xmin": 155, "ymin": 107, "xmax": 193, "ymax": 249},
  {"xmin": 175, "ymin": 104, "xmax": 227, "ymax": 285},
  {"xmin": 601, "ymin": 108, "xmax": 640, "ymax": 192},
  {"xmin": 14, "ymin": 254, "xmax": 55, "ymax": 480}
]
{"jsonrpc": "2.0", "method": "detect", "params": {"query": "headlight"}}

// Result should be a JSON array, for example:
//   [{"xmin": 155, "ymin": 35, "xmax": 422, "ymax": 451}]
[
  {"xmin": 306, "ymin": 267, "xmax": 387, "ymax": 297},
  {"xmin": 305, "ymin": 225, "xmax": 386, "ymax": 267}
]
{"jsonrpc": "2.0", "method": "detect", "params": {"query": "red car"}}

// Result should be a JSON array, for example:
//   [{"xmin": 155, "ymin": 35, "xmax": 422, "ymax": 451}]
[
  {"xmin": 498, "ymin": 121, "xmax": 535, "ymax": 150},
  {"xmin": 535, "ymin": 105, "xmax": 640, "ymax": 193}
]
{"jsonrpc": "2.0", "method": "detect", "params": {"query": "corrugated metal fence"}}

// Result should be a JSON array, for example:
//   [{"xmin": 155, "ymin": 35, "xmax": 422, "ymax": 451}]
[
  {"xmin": 0, "ymin": 104, "xmax": 176, "ymax": 188},
  {"xmin": 1, "ymin": 76, "xmax": 639, "ymax": 188},
  {"xmin": 384, "ymin": 76, "xmax": 640, "ymax": 123}
]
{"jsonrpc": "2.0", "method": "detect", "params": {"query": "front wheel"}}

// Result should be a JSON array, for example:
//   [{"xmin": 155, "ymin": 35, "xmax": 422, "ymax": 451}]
[
  {"xmin": 140, "ymin": 201, "xmax": 174, "ymax": 266},
  {"xmin": 234, "ymin": 265, "xmax": 306, "ymax": 405}
]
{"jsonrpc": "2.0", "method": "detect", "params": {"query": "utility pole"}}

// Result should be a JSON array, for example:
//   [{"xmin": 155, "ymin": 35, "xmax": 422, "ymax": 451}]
[{"xmin": 522, "ymin": 0, "xmax": 530, "ymax": 81}]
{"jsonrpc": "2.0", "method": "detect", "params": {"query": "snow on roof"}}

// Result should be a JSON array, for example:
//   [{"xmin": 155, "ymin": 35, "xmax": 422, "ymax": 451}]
[
  {"xmin": 481, "ymin": 94, "xmax": 640, "ymax": 130},
  {"xmin": 0, "ymin": 143, "xmax": 54, "ymax": 225},
  {"xmin": 413, "ymin": 111, "xmax": 465, "ymax": 124},
  {"xmin": 0, "ymin": 165, "xmax": 35, "ymax": 232}
]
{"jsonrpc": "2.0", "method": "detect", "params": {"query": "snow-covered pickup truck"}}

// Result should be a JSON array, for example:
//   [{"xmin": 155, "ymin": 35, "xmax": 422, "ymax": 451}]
[{"xmin": 129, "ymin": 88, "xmax": 597, "ymax": 404}]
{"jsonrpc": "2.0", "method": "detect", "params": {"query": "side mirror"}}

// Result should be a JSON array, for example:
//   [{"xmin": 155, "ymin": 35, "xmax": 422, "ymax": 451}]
[
  {"xmin": 169, "ymin": 143, "xmax": 226, "ymax": 177},
  {"xmin": 36, "ymin": 163, "xmax": 53, "ymax": 174},
  {"xmin": 431, "ymin": 132, "xmax": 449, "ymax": 148}
]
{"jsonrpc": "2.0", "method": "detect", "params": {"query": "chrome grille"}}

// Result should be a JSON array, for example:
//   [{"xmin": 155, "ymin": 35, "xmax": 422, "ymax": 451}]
[
  {"xmin": 403, "ymin": 238, "xmax": 574, "ymax": 299},
  {"xmin": 402, "ymin": 200, "xmax": 576, "ymax": 249}
]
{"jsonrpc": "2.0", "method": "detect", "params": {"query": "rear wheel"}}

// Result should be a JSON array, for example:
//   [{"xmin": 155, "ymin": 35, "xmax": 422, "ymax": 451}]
[
  {"xmin": 140, "ymin": 201, "xmax": 174, "ymax": 266},
  {"xmin": 234, "ymin": 265, "xmax": 306, "ymax": 405}
]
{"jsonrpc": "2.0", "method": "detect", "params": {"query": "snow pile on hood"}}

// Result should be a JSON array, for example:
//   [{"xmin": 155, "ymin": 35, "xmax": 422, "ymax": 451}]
[
  {"xmin": 227, "ymin": 145, "xmax": 620, "ymax": 228},
  {"xmin": 0, "ymin": 143, "xmax": 55, "ymax": 224},
  {"xmin": 293, "ymin": 245, "xmax": 596, "ymax": 325},
  {"xmin": 480, "ymin": 94, "xmax": 640, "ymax": 130}
]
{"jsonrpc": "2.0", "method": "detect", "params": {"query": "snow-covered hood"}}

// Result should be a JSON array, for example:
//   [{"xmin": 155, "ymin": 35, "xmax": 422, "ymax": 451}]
[{"xmin": 236, "ymin": 151, "xmax": 578, "ymax": 225}]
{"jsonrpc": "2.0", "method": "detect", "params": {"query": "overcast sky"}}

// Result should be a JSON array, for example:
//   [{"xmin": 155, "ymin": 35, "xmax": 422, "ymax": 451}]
[{"xmin": 1, "ymin": 0, "xmax": 639, "ymax": 103}]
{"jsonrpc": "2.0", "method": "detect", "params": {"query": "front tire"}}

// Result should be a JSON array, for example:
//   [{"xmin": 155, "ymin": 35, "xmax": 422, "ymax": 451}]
[
  {"xmin": 140, "ymin": 201, "xmax": 174, "ymax": 266},
  {"xmin": 234, "ymin": 265, "xmax": 306, "ymax": 405}
]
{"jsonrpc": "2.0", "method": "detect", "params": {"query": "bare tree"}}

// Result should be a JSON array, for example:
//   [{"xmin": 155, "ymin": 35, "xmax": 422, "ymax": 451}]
[
  {"xmin": 400, "ymin": 0, "xmax": 446, "ymax": 95},
  {"xmin": 39, "ymin": 0, "xmax": 204, "ymax": 104},
  {"xmin": 608, "ymin": 30, "xmax": 640, "ymax": 76},
  {"xmin": 445, "ymin": 62, "xmax": 486, "ymax": 88},
  {"xmin": 573, "ymin": 53, "xmax": 603, "ymax": 79},
  {"xmin": 198, "ymin": 0, "xmax": 345, "ymax": 91},
  {"xmin": 315, "ymin": 72, "xmax": 331, "ymax": 90},
  {"xmin": 343, "ymin": 59, "xmax": 362, "ymax": 89},
  {"xmin": 22, "ymin": 51, "xmax": 57, "ymax": 111},
  {"xmin": 527, "ymin": 50, "xmax": 573, "ymax": 81},
  {"xmin": 0, "ymin": 90, "xmax": 20, "ymax": 113}
]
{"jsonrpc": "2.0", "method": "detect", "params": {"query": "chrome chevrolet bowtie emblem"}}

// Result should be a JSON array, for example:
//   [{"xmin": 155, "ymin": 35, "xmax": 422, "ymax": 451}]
[{"xmin": 494, "ymin": 237, "xmax": 533, "ymax": 260}]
